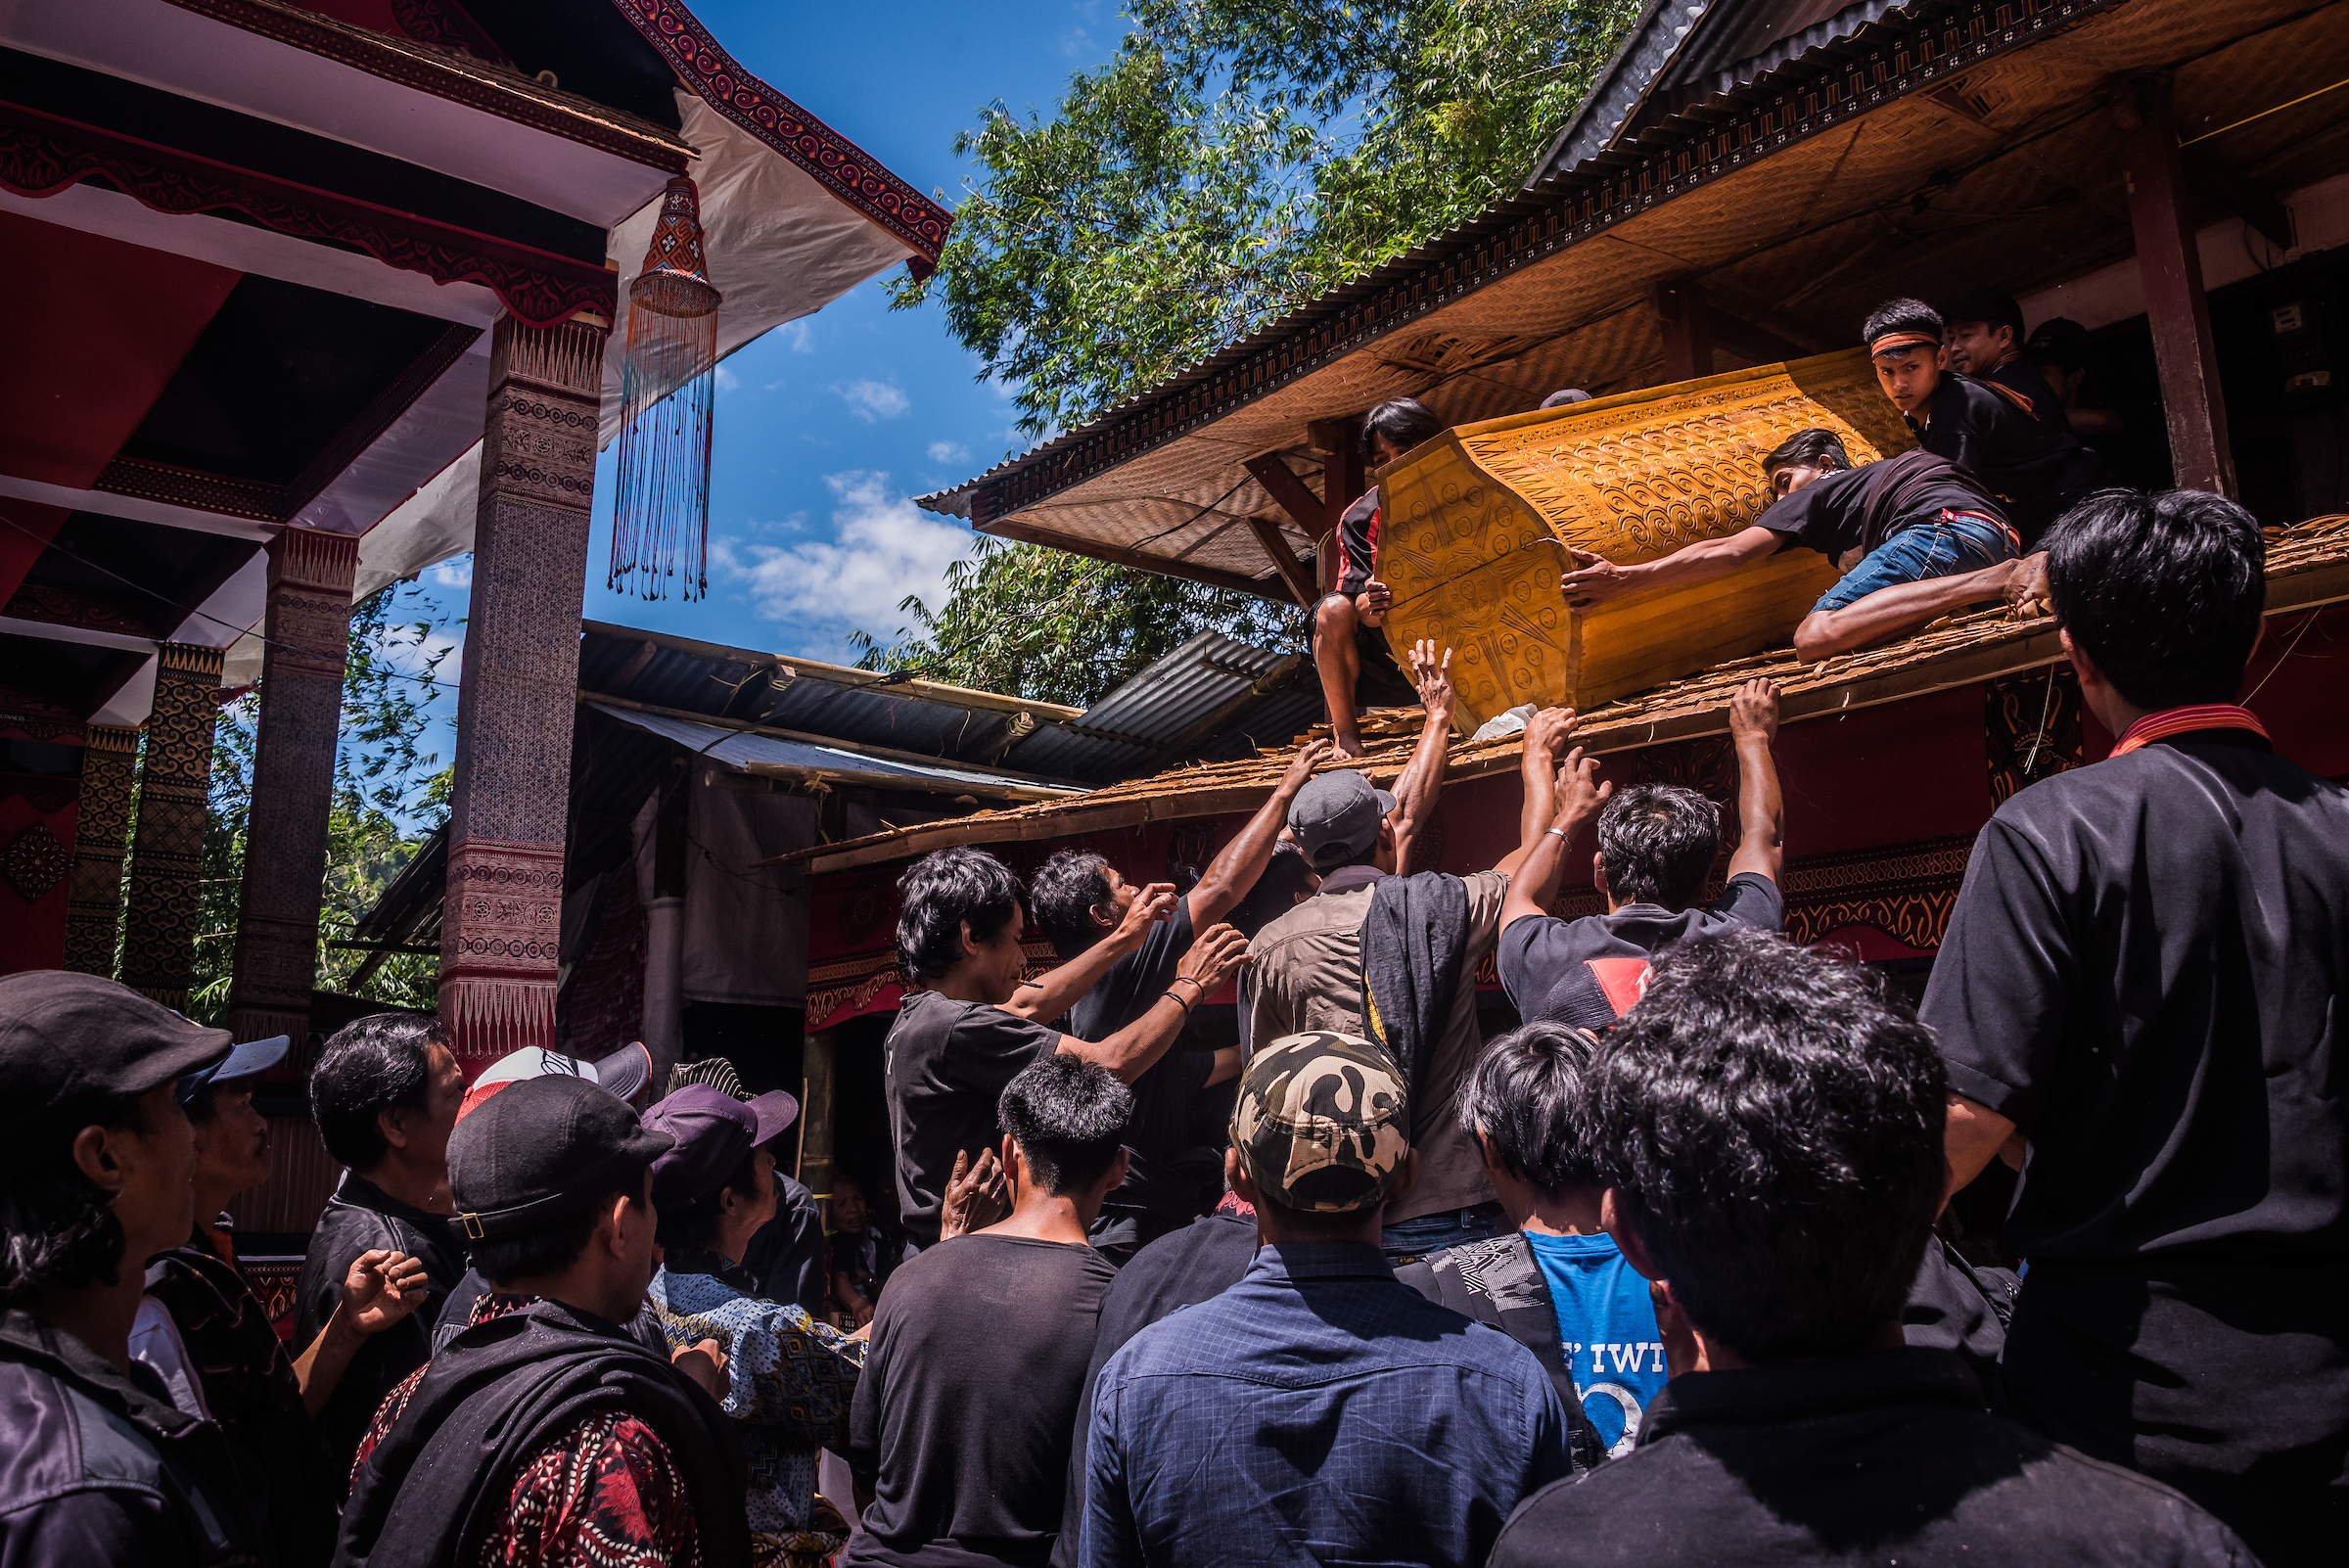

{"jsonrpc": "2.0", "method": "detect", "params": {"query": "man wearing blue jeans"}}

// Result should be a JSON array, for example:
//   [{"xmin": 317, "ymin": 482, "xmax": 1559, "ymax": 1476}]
[{"xmin": 1557, "ymin": 429, "xmax": 2028, "ymax": 662}]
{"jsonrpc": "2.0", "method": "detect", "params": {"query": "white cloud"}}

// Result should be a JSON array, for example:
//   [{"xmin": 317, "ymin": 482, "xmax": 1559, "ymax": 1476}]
[
  {"xmin": 715, "ymin": 364, "xmax": 740, "ymax": 392},
  {"xmin": 427, "ymin": 557, "xmax": 472, "ymax": 589},
  {"xmin": 714, "ymin": 471, "xmax": 972, "ymax": 635},
  {"xmin": 838, "ymin": 378, "xmax": 910, "ymax": 422},
  {"xmin": 1061, "ymin": 24, "xmax": 1092, "ymax": 55},
  {"xmin": 927, "ymin": 440, "xmax": 970, "ymax": 465},
  {"xmin": 779, "ymin": 320, "xmax": 814, "ymax": 353}
]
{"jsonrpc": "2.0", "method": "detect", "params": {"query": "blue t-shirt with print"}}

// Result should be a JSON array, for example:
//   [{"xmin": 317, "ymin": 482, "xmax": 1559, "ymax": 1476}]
[{"xmin": 1524, "ymin": 1229, "xmax": 1667, "ymax": 1456}]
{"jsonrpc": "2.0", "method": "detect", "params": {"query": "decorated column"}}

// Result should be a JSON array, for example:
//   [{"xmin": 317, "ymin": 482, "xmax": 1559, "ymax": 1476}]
[
  {"xmin": 120, "ymin": 643, "xmax": 225, "ymax": 1010},
  {"xmin": 62, "ymin": 724, "xmax": 139, "ymax": 975},
  {"xmin": 437, "ymin": 312, "xmax": 608, "ymax": 1070},
  {"xmin": 225, "ymin": 527, "xmax": 360, "ymax": 1049}
]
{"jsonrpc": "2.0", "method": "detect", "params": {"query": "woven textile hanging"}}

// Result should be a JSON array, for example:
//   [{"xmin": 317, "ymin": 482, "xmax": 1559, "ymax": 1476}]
[{"xmin": 611, "ymin": 176, "xmax": 719, "ymax": 599}]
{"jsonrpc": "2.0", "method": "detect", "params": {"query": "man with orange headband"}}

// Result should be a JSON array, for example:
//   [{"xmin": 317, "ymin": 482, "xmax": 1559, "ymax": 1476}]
[
  {"xmin": 1863, "ymin": 298, "xmax": 2107, "ymax": 546},
  {"xmin": 1924, "ymin": 489, "xmax": 2349, "ymax": 1568}
]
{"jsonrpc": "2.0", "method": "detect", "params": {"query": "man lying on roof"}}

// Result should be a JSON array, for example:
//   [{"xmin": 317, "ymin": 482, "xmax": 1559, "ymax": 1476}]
[{"xmin": 1554, "ymin": 429, "xmax": 2024, "ymax": 662}]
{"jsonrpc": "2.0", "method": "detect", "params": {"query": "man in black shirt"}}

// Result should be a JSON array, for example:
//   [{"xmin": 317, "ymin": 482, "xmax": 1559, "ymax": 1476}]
[
  {"xmin": 1027, "ymin": 739, "xmax": 1331, "ymax": 1258},
  {"xmin": 298, "ymin": 1011, "xmax": 468, "ymax": 1476},
  {"xmin": 846, "ymin": 1054, "xmax": 1132, "ymax": 1568},
  {"xmin": 1557, "ymin": 428, "xmax": 2023, "ymax": 660},
  {"xmin": 884, "ymin": 848, "xmax": 1248, "ymax": 1252},
  {"xmin": 1941, "ymin": 285, "xmax": 2072, "ymax": 438},
  {"xmin": 1489, "ymin": 931, "xmax": 2253, "ymax": 1568},
  {"xmin": 1498, "ymin": 683, "xmax": 1784, "ymax": 1029},
  {"xmin": 1922, "ymin": 489, "xmax": 2349, "ymax": 1567},
  {"xmin": 1865, "ymin": 296, "xmax": 2109, "ymax": 545}
]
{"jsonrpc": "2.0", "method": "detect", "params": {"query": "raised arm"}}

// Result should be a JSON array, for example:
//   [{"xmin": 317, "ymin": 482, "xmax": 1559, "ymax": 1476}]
[
  {"xmin": 1057, "ymin": 924, "xmax": 1250, "ymax": 1083},
  {"xmin": 1189, "ymin": 740, "xmax": 1334, "ymax": 928},
  {"xmin": 1388, "ymin": 639, "xmax": 1456, "ymax": 875},
  {"xmin": 1556, "ymin": 525, "xmax": 1779, "ymax": 611},
  {"xmin": 1501, "ymin": 748, "xmax": 1612, "ymax": 937},
  {"xmin": 1496, "ymin": 707, "xmax": 1579, "ymax": 879},
  {"xmin": 1000, "ymin": 883, "xmax": 1179, "ymax": 1021},
  {"xmin": 1724, "ymin": 678, "xmax": 1785, "ymax": 886}
]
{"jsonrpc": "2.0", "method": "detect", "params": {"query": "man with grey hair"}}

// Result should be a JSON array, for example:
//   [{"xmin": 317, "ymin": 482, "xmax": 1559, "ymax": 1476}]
[{"xmin": 1497, "ymin": 677, "xmax": 1785, "ymax": 1029}]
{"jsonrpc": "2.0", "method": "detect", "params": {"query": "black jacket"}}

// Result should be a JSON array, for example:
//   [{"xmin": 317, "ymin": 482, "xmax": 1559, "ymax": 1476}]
[
  {"xmin": 297, "ymin": 1173, "xmax": 465, "ymax": 1475},
  {"xmin": 1488, "ymin": 1348, "xmax": 2256, "ymax": 1566},
  {"xmin": 334, "ymin": 1298, "xmax": 749, "ymax": 1568},
  {"xmin": 0, "ymin": 1309, "xmax": 256, "ymax": 1567},
  {"xmin": 742, "ymin": 1174, "xmax": 828, "ymax": 1318},
  {"xmin": 1911, "ymin": 373, "xmax": 2108, "ymax": 545}
]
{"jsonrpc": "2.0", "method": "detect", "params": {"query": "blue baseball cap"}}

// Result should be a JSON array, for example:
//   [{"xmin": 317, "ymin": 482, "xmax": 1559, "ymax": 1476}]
[{"xmin": 175, "ymin": 1033, "xmax": 290, "ymax": 1104}]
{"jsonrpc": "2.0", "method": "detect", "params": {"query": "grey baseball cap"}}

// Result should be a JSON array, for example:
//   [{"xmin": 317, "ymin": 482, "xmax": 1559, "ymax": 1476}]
[{"xmin": 1288, "ymin": 769, "xmax": 1397, "ymax": 870}]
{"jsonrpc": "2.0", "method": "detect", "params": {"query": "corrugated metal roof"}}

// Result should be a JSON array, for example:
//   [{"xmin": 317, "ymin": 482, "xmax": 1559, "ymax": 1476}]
[
  {"xmin": 1001, "ymin": 632, "xmax": 1314, "ymax": 784},
  {"xmin": 578, "ymin": 622, "xmax": 1079, "ymax": 770},
  {"xmin": 586, "ymin": 704, "xmax": 1081, "ymax": 798}
]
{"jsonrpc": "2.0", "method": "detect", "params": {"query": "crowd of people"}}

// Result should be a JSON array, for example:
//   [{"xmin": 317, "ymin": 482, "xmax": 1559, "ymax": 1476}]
[{"xmin": 0, "ymin": 303, "xmax": 2339, "ymax": 1568}]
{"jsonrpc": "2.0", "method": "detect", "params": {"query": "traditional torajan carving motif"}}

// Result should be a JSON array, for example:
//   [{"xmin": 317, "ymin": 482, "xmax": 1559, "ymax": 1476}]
[
  {"xmin": 121, "ymin": 644, "xmax": 226, "ymax": 1011},
  {"xmin": 1378, "ymin": 350, "xmax": 1911, "ymax": 732}
]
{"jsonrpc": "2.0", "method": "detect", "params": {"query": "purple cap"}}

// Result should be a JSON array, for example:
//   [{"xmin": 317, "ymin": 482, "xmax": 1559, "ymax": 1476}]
[{"xmin": 645, "ymin": 1084, "xmax": 794, "ymax": 1205}]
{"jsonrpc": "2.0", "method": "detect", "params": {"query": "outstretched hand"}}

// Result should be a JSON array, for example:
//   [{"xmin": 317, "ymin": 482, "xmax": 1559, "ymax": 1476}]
[
  {"xmin": 671, "ymin": 1338, "xmax": 729, "ymax": 1400},
  {"xmin": 1558, "ymin": 546, "xmax": 1634, "ymax": 610},
  {"xmin": 1727, "ymin": 677, "xmax": 1780, "ymax": 745},
  {"xmin": 1409, "ymin": 640, "xmax": 1455, "ymax": 717},
  {"xmin": 1553, "ymin": 746, "xmax": 1612, "ymax": 825},
  {"xmin": 340, "ymin": 1249, "xmax": 428, "ymax": 1337},
  {"xmin": 1523, "ymin": 706, "xmax": 1580, "ymax": 763},
  {"xmin": 941, "ymin": 1146, "xmax": 1008, "ymax": 1239},
  {"xmin": 1175, "ymin": 922, "xmax": 1251, "ymax": 994},
  {"xmin": 1280, "ymin": 738, "xmax": 1335, "ymax": 794}
]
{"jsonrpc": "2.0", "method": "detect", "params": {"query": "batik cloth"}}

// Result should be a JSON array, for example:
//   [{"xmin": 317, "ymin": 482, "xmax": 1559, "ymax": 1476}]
[{"xmin": 650, "ymin": 1262, "xmax": 864, "ymax": 1557}]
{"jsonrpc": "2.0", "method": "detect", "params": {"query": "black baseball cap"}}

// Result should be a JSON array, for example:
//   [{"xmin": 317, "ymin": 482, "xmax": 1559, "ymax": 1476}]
[
  {"xmin": 446, "ymin": 1075, "xmax": 672, "ymax": 1244},
  {"xmin": 0, "ymin": 972, "xmax": 233, "ymax": 1129},
  {"xmin": 2022, "ymin": 317, "xmax": 2090, "ymax": 374},
  {"xmin": 1288, "ymin": 769, "xmax": 1397, "ymax": 870}
]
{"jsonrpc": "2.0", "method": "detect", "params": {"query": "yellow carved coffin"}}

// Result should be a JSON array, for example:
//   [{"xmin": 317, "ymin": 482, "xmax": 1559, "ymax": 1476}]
[{"xmin": 1377, "ymin": 349, "xmax": 1914, "ymax": 732}]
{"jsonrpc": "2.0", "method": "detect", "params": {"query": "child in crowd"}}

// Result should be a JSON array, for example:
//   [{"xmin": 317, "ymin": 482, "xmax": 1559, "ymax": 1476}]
[
  {"xmin": 826, "ymin": 1168, "xmax": 900, "ymax": 1329},
  {"xmin": 1939, "ymin": 286, "xmax": 2070, "ymax": 437}
]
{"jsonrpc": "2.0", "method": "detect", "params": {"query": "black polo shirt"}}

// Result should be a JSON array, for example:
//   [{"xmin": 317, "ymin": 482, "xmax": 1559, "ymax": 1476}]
[
  {"xmin": 1488, "ymin": 1348, "xmax": 2253, "ymax": 1566},
  {"xmin": 1754, "ymin": 449, "xmax": 2007, "ymax": 562},
  {"xmin": 1921, "ymin": 729, "xmax": 2349, "ymax": 1262},
  {"xmin": 885, "ymin": 991, "xmax": 1063, "ymax": 1248},
  {"xmin": 1978, "ymin": 354, "xmax": 2074, "ymax": 437},
  {"xmin": 1909, "ymin": 373, "xmax": 2106, "ymax": 545}
]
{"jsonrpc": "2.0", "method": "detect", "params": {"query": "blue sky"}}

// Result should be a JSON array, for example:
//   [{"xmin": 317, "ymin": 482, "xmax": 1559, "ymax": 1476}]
[{"xmin": 376, "ymin": 1, "xmax": 1127, "ymax": 804}]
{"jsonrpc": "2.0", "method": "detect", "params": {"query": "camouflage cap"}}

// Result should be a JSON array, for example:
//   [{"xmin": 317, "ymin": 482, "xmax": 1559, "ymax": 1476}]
[{"xmin": 1230, "ymin": 1032, "xmax": 1410, "ymax": 1213}]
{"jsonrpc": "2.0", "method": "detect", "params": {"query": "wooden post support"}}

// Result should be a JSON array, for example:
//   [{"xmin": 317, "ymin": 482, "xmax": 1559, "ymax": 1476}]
[
  {"xmin": 1653, "ymin": 279, "xmax": 1715, "ymax": 384},
  {"xmin": 120, "ymin": 643, "xmax": 225, "ymax": 1011},
  {"xmin": 226, "ymin": 526, "xmax": 359, "ymax": 1053},
  {"xmin": 1308, "ymin": 419, "xmax": 1363, "ymax": 596},
  {"xmin": 438, "ymin": 312, "xmax": 608, "ymax": 1073},
  {"xmin": 2116, "ymin": 75, "xmax": 2237, "ymax": 497},
  {"xmin": 62, "ymin": 724, "xmax": 138, "ymax": 976},
  {"xmin": 800, "ymin": 1027, "xmax": 836, "ymax": 1222}
]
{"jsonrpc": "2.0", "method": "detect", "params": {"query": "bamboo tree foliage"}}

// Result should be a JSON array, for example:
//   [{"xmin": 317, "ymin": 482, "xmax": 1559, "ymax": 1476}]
[{"xmin": 867, "ymin": 0, "xmax": 1640, "ymax": 704}]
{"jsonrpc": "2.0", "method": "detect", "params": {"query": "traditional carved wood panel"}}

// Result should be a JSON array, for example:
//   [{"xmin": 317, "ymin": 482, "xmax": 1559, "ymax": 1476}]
[
  {"xmin": 1377, "ymin": 349, "xmax": 1908, "ymax": 730},
  {"xmin": 438, "ymin": 314, "xmax": 607, "ymax": 1070},
  {"xmin": 121, "ymin": 644, "xmax": 225, "ymax": 1010},
  {"xmin": 62, "ymin": 725, "xmax": 138, "ymax": 976}
]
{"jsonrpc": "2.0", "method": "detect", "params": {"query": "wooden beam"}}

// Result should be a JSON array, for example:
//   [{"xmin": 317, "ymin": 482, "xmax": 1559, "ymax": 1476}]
[
  {"xmin": 1246, "ymin": 519, "xmax": 1315, "ymax": 607},
  {"xmin": 1244, "ymin": 451, "xmax": 1329, "ymax": 535},
  {"xmin": 978, "ymin": 513, "xmax": 1291, "ymax": 602},
  {"xmin": 1704, "ymin": 308, "xmax": 1814, "ymax": 368},
  {"xmin": 2116, "ymin": 75, "xmax": 2237, "ymax": 498},
  {"xmin": 1652, "ymin": 278, "xmax": 1714, "ymax": 384},
  {"xmin": 1308, "ymin": 419, "xmax": 1363, "ymax": 595}
]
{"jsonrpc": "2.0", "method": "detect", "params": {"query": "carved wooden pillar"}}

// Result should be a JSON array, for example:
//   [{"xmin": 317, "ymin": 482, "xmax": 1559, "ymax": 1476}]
[
  {"xmin": 62, "ymin": 723, "xmax": 138, "ymax": 976},
  {"xmin": 120, "ymin": 643, "xmax": 225, "ymax": 1010},
  {"xmin": 438, "ymin": 312, "xmax": 607, "ymax": 1072},
  {"xmin": 225, "ymin": 527, "xmax": 359, "ymax": 1050},
  {"xmin": 2116, "ymin": 75, "xmax": 2237, "ymax": 497}
]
